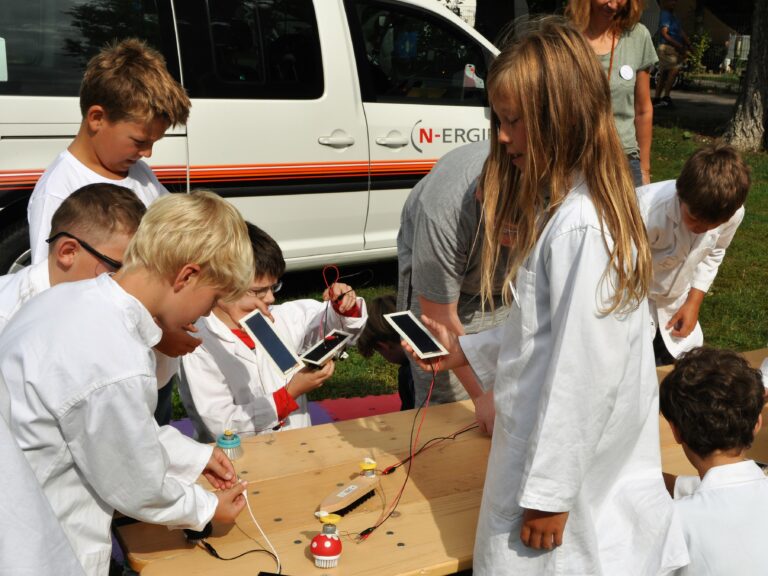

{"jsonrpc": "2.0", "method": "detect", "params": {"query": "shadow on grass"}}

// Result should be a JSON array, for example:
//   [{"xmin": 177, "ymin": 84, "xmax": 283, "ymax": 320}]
[{"xmin": 653, "ymin": 89, "xmax": 737, "ymax": 138}]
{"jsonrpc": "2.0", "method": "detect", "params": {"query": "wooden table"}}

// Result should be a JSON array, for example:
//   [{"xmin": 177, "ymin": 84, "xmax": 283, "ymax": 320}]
[
  {"xmin": 657, "ymin": 347, "xmax": 768, "ymax": 475},
  {"xmin": 116, "ymin": 348, "xmax": 768, "ymax": 574},
  {"xmin": 116, "ymin": 400, "xmax": 489, "ymax": 575}
]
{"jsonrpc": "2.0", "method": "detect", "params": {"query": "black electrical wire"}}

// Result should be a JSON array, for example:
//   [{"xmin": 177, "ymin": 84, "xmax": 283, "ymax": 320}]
[{"xmin": 200, "ymin": 539, "xmax": 279, "ymax": 568}]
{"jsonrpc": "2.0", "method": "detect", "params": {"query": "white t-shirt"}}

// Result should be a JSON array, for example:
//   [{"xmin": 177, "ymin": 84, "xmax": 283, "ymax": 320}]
[{"xmin": 28, "ymin": 150, "xmax": 168, "ymax": 264}]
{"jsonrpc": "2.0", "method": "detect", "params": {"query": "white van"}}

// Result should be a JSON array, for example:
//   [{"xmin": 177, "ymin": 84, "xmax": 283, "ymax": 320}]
[{"xmin": 0, "ymin": 0, "xmax": 496, "ymax": 273}]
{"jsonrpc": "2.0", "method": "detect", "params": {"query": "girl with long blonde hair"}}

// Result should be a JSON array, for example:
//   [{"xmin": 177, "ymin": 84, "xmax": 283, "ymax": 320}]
[{"xmin": 409, "ymin": 18, "xmax": 686, "ymax": 575}]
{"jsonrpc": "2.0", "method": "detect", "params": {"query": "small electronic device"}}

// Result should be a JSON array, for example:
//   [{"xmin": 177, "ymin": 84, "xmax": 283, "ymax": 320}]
[
  {"xmin": 384, "ymin": 311, "xmax": 448, "ymax": 360},
  {"xmin": 239, "ymin": 310, "xmax": 303, "ymax": 376},
  {"xmin": 301, "ymin": 330, "xmax": 352, "ymax": 367}
]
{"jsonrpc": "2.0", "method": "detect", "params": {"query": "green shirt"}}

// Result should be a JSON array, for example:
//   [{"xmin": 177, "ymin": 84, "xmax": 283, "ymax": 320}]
[{"xmin": 597, "ymin": 24, "xmax": 657, "ymax": 156}]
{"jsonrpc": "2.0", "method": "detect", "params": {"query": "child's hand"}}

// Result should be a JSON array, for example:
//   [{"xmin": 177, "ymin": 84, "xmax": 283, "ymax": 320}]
[
  {"xmin": 154, "ymin": 323, "xmax": 203, "ymax": 357},
  {"xmin": 520, "ymin": 509, "xmax": 569, "ymax": 550},
  {"xmin": 213, "ymin": 480, "xmax": 248, "ymax": 524},
  {"xmin": 403, "ymin": 315, "xmax": 466, "ymax": 372},
  {"xmin": 286, "ymin": 362, "xmax": 335, "ymax": 398},
  {"xmin": 252, "ymin": 296, "xmax": 274, "ymax": 322},
  {"xmin": 203, "ymin": 447, "xmax": 237, "ymax": 489},
  {"xmin": 667, "ymin": 289, "xmax": 704, "ymax": 338},
  {"xmin": 324, "ymin": 282, "xmax": 357, "ymax": 314},
  {"xmin": 473, "ymin": 389, "xmax": 495, "ymax": 436}
]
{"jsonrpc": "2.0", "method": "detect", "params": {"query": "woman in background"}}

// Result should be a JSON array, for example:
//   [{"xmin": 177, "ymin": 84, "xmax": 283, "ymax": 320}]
[{"xmin": 567, "ymin": 0, "xmax": 657, "ymax": 186}]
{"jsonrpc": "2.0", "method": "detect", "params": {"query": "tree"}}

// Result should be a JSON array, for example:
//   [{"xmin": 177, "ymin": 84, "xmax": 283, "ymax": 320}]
[{"xmin": 723, "ymin": 0, "xmax": 767, "ymax": 152}]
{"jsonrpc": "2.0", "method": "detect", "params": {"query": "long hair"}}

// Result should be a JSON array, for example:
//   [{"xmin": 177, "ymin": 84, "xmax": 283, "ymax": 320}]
[
  {"xmin": 565, "ymin": 0, "xmax": 645, "ymax": 34},
  {"xmin": 479, "ymin": 17, "xmax": 650, "ymax": 314}
]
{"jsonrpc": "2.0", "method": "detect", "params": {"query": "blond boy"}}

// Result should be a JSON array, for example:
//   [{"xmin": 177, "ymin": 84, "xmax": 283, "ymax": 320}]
[
  {"xmin": 0, "ymin": 191, "xmax": 252, "ymax": 576},
  {"xmin": 0, "ymin": 183, "xmax": 144, "ymax": 333},
  {"xmin": 28, "ymin": 37, "xmax": 190, "ymax": 264}
]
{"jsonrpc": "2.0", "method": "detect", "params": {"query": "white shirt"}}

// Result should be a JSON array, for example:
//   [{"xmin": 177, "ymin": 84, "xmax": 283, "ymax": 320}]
[
  {"xmin": 460, "ymin": 180, "xmax": 687, "ymax": 575},
  {"xmin": 0, "ymin": 258, "xmax": 50, "ymax": 334},
  {"xmin": 0, "ymin": 275, "xmax": 216, "ymax": 576},
  {"xmin": 0, "ymin": 375, "xmax": 85, "ymax": 576},
  {"xmin": 638, "ymin": 180, "xmax": 743, "ymax": 357},
  {"xmin": 28, "ymin": 150, "xmax": 168, "ymax": 264},
  {"xmin": 0, "ymin": 261, "xmax": 178, "ymax": 386},
  {"xmin": 180, "ymin": 298, "xmax": 367, "ymax": 442},
  {"xmin": 672, "ymin": 461, "xmax": 768, "ymax": 576}
]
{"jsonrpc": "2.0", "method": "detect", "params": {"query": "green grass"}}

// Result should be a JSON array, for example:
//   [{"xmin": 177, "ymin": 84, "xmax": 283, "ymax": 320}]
[
  {"xmin": 278, "ymin": 260, "xmax": 401, "ymax": 401},
  {"xmin": 172, "ymin": 125, "xmax": 768, "ymax": 419},
  {"xmin": 652, "ymin": 126, "xmax": 768, "ymax": 351}
]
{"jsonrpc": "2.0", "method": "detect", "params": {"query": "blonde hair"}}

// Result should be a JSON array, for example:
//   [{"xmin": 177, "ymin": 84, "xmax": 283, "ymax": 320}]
[
  {"xmin": 80, "ymin": 38, "xmax": 190, "ymax": 126},
  {"xmin": 122, "ymin": 191, "xmax": 253, "ymax": 300},
  {"xmin": 480, "ymin": 17, "xmax": 650, "ymax": 314},
  {"xmin": 566, "ymin": 0, "xmax": 645, "ymax": 34}
]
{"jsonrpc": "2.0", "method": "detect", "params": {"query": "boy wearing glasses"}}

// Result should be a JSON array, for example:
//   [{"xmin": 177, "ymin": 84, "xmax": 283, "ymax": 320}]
[
  {"xmin": 0, "ymin": 183, "xmax": 144, "ymax": 334},
  {"xmin": 179, "ymin": 223, "xmax": 368, "ymax": 441}
]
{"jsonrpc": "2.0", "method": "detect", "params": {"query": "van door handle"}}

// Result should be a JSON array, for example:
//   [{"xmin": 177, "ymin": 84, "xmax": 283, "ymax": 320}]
[
  {"xmin": 375, "ymin": 132, "xmax": 409, "ymax": 148},
  {"xmin": 318, "ymin": 130, "xmax": 355, "ymax": 149}
]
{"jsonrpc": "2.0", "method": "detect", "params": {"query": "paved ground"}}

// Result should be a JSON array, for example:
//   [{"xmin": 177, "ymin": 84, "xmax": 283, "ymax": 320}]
[{"xmin": 653, "ymin": 89, "xmax": 738, "ymax": 137}]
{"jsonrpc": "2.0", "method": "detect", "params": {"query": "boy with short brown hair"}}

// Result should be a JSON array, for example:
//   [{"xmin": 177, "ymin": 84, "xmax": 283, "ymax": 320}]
[
  {"xmin": 28, "ymin": 37, "xmax": 190, "ymax": 264},
  {"xmin": 1, "ymin": 191, "xmax": 252, "ymax": 576},
  {"xmin": 638, "ymin": 143, "xmax": 751, "ymax": 363},
  {"xmin": 0, "ymin": 182, "xmax": 145, "ymax": 333},
  {"xmin": 660, "ymin": 346, "xmax": 767, "ymax": 575}
]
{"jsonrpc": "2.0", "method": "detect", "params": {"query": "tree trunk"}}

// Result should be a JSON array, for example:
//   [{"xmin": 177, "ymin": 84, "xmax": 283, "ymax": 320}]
[{"xmin": 723, "ymin": 0, "xmax": 768, "ymax": 151}]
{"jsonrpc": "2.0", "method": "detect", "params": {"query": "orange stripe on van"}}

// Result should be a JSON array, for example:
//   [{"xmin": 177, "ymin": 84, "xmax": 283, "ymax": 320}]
[{"xmin": 0, "ymin": 159, "xmax": 437, "ymax": 192}]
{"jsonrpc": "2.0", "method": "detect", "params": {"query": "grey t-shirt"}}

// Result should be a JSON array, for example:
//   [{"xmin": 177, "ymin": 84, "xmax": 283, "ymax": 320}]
[
  {"xmin": 397, "ymin": 141, "xmax": 509, "ymax": 405},
  {"xmin": 597, "ymin": 23, "xmax": 657, "ymax": 157}
]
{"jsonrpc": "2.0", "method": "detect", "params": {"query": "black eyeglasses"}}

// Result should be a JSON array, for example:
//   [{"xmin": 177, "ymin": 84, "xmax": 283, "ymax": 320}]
[
  {"xmin": 248, "ymin": 281, "xmax": 283, "ymax": 298},
  {"xmin": 45, "ymin": 231, "xmax": 123, "ymax": 271}
]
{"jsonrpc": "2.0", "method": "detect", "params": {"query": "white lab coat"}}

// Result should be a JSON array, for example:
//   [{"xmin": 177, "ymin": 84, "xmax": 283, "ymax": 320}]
[
  {"xmin": 0, "ymin": 261, "xmax": 178, "ymax": 384},
  {"xmin": 638, "ymin": 180, "xmax": 744, "ymax": 357},
  {"xmin": 460, "ymin": 180, "xmax": 687, "ymax": 575},
  {"xmin": 0, "ymin": 374, "xmax": 85, "ymax": 576},
  {"xmin": 180, "ymin": 298, "xmax": 368, "ymax": 442},
  {"xmin": 671, "ymin": 461, "xmax": 768, "ymax": 576},
  {"xmin": 0, "ymin": 258, "xmax": 50, "ymax": 334},
  {"xmin": 0, "ymin": 275, "xmax": 217, "ymax": 576}
]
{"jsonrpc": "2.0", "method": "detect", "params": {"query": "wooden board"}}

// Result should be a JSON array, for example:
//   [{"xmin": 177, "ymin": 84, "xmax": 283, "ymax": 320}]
[
  {"xmin": 657, "ymin": 348, "xmax": 768, "ymax": 474},
  {"xmin": 116, "ymin": 400, "xmax": 489, "ymax": 575},
  {"xmin": 116, "ymin": 348, "xmax": 768, "ymax": 574}
]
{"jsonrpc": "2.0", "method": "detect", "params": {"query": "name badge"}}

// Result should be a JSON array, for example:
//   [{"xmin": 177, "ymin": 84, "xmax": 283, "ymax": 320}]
[{"xmin": 620, "ymin": 65, "xmax": 634, "ymax": 80}]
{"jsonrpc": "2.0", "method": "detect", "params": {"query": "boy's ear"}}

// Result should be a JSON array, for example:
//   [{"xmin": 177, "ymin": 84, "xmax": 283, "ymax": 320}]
[
  {"xmin": 85, "ymin": 105, "xmax": 108, "ymax": 132},
  {"xmin": 172, "ymin": 263, "xmax": 202, "ymax": 292},
  {"xmin": 53, "ymin": 238, "xmax": 80, "ymax": 272},
  {"xmin": 755, "ymin": 414, "xmax": 763, "ymax": 437}
]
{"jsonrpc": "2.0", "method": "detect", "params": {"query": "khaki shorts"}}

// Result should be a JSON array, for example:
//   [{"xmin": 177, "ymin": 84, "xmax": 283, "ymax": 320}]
[{"xmin": 658, "ymin": 43, "xmax": 683, "ymax": 71}]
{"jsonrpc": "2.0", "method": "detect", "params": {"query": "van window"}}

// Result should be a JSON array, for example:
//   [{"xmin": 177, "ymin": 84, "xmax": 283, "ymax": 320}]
[
  {"xmin": 175, "ymin": 0, "xmax": 323, "ymax": 99},
  {"xmin": 348, "ymin": 0, "xmax": 490, "ymax": 106},
  {"xmin": 0, "ymin": 0, "xmax": 176, "ymax": 97}
]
